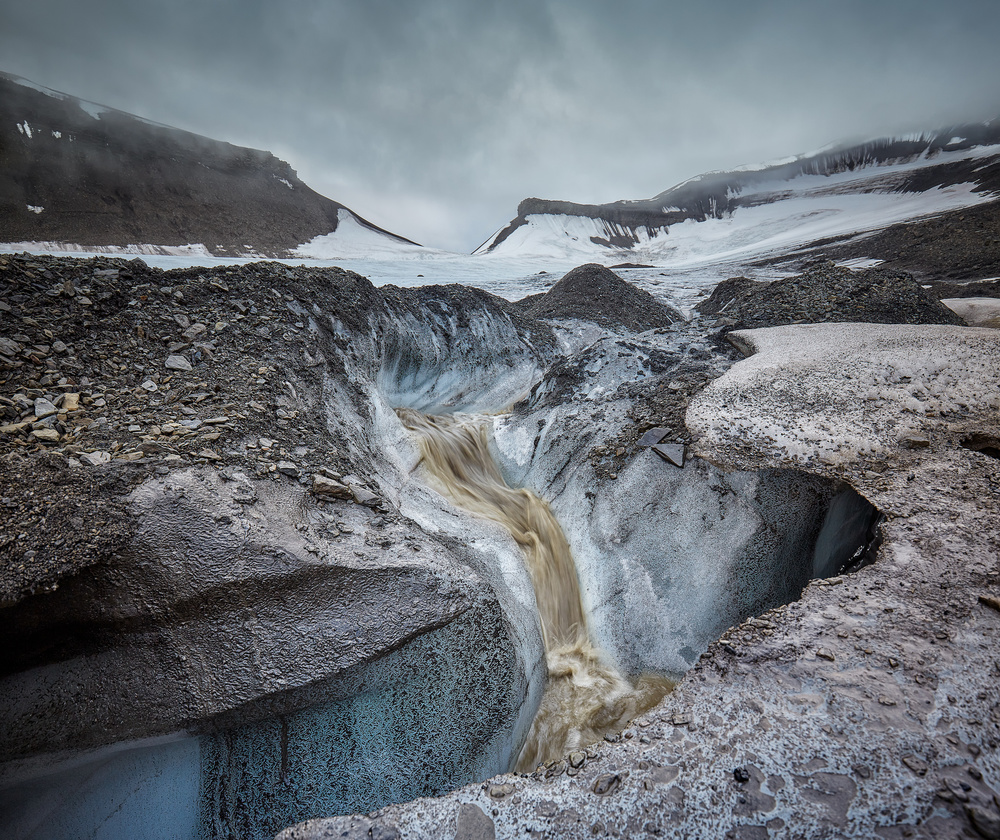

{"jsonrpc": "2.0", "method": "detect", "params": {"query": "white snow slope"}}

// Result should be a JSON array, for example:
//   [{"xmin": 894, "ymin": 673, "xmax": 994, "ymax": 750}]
[
  {"xmin": 478, "ymin": 142, "xmax": 1000, "ymax": 266},
  {"xmin": 291, "ymin": 210, "xmax": 432, "ymax": 259}
]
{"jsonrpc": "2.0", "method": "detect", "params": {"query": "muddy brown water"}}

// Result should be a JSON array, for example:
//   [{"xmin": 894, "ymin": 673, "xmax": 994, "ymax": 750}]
[{"xmin": 397, "ymin": 409, "xmax": 672, "ymax": 772}]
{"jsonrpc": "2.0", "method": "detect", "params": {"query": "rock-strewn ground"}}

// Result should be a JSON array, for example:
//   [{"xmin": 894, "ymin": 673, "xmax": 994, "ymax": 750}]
[
  {"xmin": 0, "ymin": 253, "xmax": 369, "ymax": 602},
  {"xmin": 820, "ymin": 199, "xmax": 1000, "ymax": 283},
  {"xmin": 0, "ymin": 252, "xmax": 551, "ymax": 604},
  {"xmin": 4, "ymin": 254, "xmax": 1000, "ymax": 838},
  {"xmin": 516, "ymin": 263, "xmax": 684, "ymax": 332}
]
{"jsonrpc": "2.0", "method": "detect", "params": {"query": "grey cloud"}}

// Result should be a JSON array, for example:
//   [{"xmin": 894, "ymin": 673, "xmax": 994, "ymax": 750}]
[{"xmin": 2, "ymin": 0, "xmax": 999, "ymax": 250}]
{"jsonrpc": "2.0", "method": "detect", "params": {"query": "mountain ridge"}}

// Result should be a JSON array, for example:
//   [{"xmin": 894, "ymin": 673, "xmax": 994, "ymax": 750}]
[
  {"xmin": 477, "ymin": 124, "xmax": 1000, "ymax": 263},
  {"xmin": 0, "ymin": 72, "xmax": 419, "ymax": 257}
]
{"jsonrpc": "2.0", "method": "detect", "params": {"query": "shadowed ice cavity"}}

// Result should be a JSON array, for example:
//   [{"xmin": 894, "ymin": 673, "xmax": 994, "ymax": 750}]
[
  {"xmin": 492, "ymin": 409, "xmax": 879, "ymax": 678},
  {"xmin": 1, "ymin": 600, "xmax": 524, "ymax": 840},
  {"xmin": 374, "ymin": 295, "xmax": 551, "ymax": 414}
]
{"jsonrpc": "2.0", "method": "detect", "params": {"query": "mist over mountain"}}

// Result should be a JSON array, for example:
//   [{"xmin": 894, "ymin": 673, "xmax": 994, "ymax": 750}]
[{"xmin": 0, "ymin": 73, "xmax": 419, "ymax": 258}]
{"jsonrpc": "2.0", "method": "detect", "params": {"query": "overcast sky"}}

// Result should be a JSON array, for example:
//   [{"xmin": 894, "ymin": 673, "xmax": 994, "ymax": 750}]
[{"xmin": 3, "ymin": 0, "xmax": 999, "ymax": 251}]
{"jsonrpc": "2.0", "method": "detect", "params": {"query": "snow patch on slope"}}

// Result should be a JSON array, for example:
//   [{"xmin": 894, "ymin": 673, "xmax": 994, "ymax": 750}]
[
  {"xmin": 0, "ymin": 241, "xmax": 214, "ymax": 257},
  {"xmin": 292, "ymin": 210, "xmax": 429, "ymax": 259},
  {"xmin": 484, "ymin": 141, "xmax": 1000, "ymax": 261}
]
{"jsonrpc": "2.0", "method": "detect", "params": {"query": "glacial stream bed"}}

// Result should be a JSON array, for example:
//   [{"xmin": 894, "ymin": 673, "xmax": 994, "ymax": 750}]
[
  {"xmin": 2, "ymin": 257, "xmax": 997, "ymax": 840},
  {"xmin": 0, "ymin": 409, "xmax": 881, "ymax": 840}
]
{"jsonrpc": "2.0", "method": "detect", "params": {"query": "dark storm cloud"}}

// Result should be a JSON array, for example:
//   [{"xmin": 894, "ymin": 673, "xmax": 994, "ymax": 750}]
[{"xmin": 3, "ymin": 0, "xmax": 999, "ymax": 250}]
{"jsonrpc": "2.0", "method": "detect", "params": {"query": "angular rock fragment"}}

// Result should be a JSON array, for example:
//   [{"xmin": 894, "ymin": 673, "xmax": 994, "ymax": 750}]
[
  {"xmin": 311, "ymin": 474, "xmax": 353, "ymax": 500},
  {"xmin": 32, "ymin": 398, "xmax": 58, "ymax": 419},
  {"xmin": 637, "ymin": 427, "xmax": 669, "ymax": 447},
  {"xmin": 165, "ymin": 354, "xmax": 193, "ymax": 371},
  {"xmin": 80, "ymin": 450, "xmax": 112, "ymax": 466},
  {"xmin": 651, "ymin": 442, "xmax": 685, "ymax": 467}
]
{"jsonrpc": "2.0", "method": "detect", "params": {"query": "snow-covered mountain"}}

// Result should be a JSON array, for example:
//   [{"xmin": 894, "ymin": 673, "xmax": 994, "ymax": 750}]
[
  {"xmin": 476, "ymin": 127, "xmax": 1000, "ymax": 269},
  {"xmin": 0, "ymin": 72, "xmax": 419, "ymax": 258}
]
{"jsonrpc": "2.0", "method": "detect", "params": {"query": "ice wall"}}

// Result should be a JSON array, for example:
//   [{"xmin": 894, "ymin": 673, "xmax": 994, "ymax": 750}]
[{"xmin": 0, "ymin": 598, "xmax": 528, "ymax": 840}]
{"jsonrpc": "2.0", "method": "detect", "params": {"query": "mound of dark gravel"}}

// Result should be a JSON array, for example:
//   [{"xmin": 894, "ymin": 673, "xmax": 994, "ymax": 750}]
[
  {"xmin": 516, "ymin": 263, "xmax": 682, "ymax": 332},
  {"xmin": 697, "ymin": 262, "xmax": 965, "ymax": 330}
]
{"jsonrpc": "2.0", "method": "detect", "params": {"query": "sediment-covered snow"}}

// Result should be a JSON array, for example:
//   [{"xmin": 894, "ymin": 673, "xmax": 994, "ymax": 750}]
[
  {"xmin": 688, "ymin": 323, "xmax": 1000, "ymax": 468},
  {"xmin": 942, "ymin": 297, "xmax": 1000, "ymax": 326}
]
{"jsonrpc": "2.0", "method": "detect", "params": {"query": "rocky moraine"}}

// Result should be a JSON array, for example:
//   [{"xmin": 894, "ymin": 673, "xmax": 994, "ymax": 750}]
[{"xmin": 0, "ymin": 254, "xmax": 998, "ymax": 840}]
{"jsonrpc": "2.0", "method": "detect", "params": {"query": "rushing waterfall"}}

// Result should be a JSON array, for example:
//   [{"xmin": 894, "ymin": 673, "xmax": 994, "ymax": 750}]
[{"xmin": 397, "ymin": 409, "xmax": 672, "ymax": 772}]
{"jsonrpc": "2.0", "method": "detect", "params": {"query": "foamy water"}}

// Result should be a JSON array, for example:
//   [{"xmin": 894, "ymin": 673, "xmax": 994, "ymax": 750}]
[{"xmin": 397, "ymin": 409, "xmax": 672, "ymax": 771}]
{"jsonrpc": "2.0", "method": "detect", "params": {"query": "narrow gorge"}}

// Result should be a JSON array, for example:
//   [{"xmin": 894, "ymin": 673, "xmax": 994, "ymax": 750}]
[{"xmin": 2, "ymin": 258, "xmax": 995, "ymax": 840}]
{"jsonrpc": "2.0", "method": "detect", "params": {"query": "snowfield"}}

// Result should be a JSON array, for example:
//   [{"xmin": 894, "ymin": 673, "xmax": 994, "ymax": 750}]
[{"xmin": 477, "ymin": 141, "xmax": 1000, "ymax": 263}]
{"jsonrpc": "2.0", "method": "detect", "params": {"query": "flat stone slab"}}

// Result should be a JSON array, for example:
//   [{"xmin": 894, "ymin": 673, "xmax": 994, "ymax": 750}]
[
  {"xmin": 637, "ymin": 427, "xmax": 669, "ymax": 446},
  {"xmin": 651, "ymin": 442, "xmax": 685, "ymax": 467}
]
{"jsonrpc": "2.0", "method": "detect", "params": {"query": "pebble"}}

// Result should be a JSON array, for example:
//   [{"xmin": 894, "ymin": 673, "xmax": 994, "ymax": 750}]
[
  {"xmin": 965, "ymin": 806, "xmax": 1000, "ymax": 839},
  {"xmin": 487, "ymin": 782, "xmax": 515, "ymax": 800},
  {"xmin": 165, "ymin": 354, "xmax": 193, "ymax": 371},
  {"xmin": 33, "ymin": 398, "xmax": 58, "ymax": 419},
  {"xmin": 80, "ymin": 451, "xmax": 112, "ymax": 466},
  {"xmin": 978, "ymin": 594, "xmax": 1000, "ymax": 614},
  {"xmin": 232, "ymin": 486, "xmax": 258, "ymax": 504},
  {"xmin": 592, "ymin": 773, "xmax": 622, "ymax": 796}
]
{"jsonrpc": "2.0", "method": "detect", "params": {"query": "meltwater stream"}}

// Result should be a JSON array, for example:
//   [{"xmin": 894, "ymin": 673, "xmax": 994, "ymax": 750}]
[{"xmin": 398, "ymin": 409, "xmax": 672, "ymax": 772}]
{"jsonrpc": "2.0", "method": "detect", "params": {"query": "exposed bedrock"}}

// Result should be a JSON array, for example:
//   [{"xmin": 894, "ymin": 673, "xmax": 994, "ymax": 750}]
[{"xmin": 283, "ymin": 322, "xmax": 1000, "ymax": 840}]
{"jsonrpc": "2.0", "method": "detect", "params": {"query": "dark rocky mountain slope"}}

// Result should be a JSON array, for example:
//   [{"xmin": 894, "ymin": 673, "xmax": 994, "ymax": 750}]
[{"xmin": 0, "ymin": 72, "xmax": 417, "ymax": 257}]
